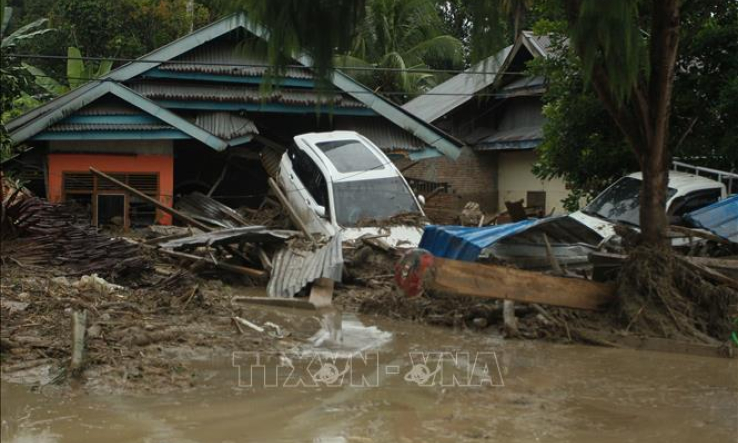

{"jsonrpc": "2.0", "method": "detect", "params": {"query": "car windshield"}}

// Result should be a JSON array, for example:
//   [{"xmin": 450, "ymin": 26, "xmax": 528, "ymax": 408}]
[
  {"xmin": 316, "ymin": 139, "xmax": 385, "ymax": 173},
  {"xmin": 583, "ymin": 177, "xmax": 677, "ymax": 226},
  {"xmin": 332, "ymin": 177, "xmax": 420, "ymax": 226}
]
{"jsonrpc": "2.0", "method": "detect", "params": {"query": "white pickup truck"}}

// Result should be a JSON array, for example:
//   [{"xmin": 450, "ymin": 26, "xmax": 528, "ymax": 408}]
[
  {"xmin": 569, "ymin": 171, "xmax": 727, "ymax": 240},
  {"xmin": 277, "ymin": 131, "xmax": 425, "ymax": 247}
]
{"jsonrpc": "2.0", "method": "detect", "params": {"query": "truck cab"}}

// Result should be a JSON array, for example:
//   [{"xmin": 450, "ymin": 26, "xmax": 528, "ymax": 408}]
[
  {"xmin": 277, "ymin": 131, "xmax": 425, "ymax": 246},
  {"xmin": 569, "ymin": 171, "xmax": 727, "ymax": 239}
]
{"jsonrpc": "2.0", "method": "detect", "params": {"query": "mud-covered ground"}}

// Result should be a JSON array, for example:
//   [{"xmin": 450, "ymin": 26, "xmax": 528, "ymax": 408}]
[{"xmin": 0, "ymin": 261, "xmax": 326, "ymax": 393}]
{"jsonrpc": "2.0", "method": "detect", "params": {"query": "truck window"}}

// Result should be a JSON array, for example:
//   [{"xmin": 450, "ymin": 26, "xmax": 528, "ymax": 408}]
[
  {"xmin": 668, "ymin": 188, "xmax": 722, "ymax": 216},
  {"xmin": 316, "ymin": 139, "xmax": 385, "ymax": 173},
  {"xmin": 288, "ymin": 144, "xmax": 329, "ymax": 209}
]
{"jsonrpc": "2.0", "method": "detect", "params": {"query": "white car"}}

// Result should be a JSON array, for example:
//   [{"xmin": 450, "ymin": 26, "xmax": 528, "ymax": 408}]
[
  {"xmin": 569, "ymin": 171, "xmax": 727, "ymax": 240},
  {"xmin": 277, "ymin": 131, "xmax": 425, "ymax": 247}
]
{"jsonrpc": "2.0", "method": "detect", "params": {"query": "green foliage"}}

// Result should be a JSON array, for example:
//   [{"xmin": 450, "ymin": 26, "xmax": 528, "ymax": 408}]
[
  {"xmin": 336, "ymin": 0, "xmax": 464, "ymax": 98},
  {"xmin": 8, "ymin": 0, "xmax": 213, "ymax": 81},
  {"xmin": 567, "ymin": 0, "xmax": 645, "ymax": 104},
  {"xmin": 529, "ymin": 35, "xmax": 637, "ymax": 211},
  {"xmin": 671, "ymin": 0, "xmax": 738, "ymax": 170},
  {"xmin": 1, "ymin": 0, "xmax": 46, "ymax": 162},
  {"xmin": 223, "ymin": 0, "xmax": 367, "ymax": 82},
  {"xmin": 23, "ymin": 46, "xmax": 112, "ymax": 97},
  {"xmin": 532, "ymin": 0, "xmax": 738, "ymax": 209}
]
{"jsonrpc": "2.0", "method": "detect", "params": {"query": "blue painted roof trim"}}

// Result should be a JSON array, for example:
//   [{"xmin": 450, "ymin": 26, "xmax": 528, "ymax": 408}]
[
  {"xmin": 684, "ymin": 195, "xmax": 738, "ymax": 243},
  {"xmin": 32, "ymin": 129, "xmax": 191, "ymax": 141},
  {"xmin": 63, "ymin": 115, "xmax": 161, "ymax": 124},
  {"xmin": 9, "ymin": 82, "xmax": 228, "ymax": 151},
  {"xmin": 475, "ymin": 139, "xmax": 541, "ymax": 151}
]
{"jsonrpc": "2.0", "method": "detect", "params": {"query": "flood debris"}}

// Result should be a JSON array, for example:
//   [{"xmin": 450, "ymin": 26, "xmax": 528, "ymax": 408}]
[{"xmin": 2, "ymin": 196, "xmax": 147, "ymax": 278}]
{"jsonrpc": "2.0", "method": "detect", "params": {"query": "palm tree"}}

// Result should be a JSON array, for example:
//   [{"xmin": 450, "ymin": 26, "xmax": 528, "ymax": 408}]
[{"xmin": 335, "ymin": 0, "xmax": 464, "ymax": 100}]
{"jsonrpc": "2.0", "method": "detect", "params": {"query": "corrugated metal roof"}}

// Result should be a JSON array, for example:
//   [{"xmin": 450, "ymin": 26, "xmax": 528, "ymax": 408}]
[
  {"xmin": 267, "ymin": 234, "xmax": 344, "ymax": 298},
  {"xmin": 76, "ymin": 97, "xmax": 143, "ymax": 115},
  {"xmin": 521, "ymin": 31, "xmax": 552, "ymax": 57},
  {"xmin": 45, "ymin": 123, "xmax": 174, "ymax": 132},
  {"xmin": 194, "ymin": 112, "xmax": 258, "ymax": 139},
  {"xmin": 332, "ymin": 117, "xmax": 427, "ymax": 152},
  {"xmin": 474, "ymin": 126, "xmax": 542, "ymax": 151},
  {"xmin": 419, "ymin": 220, "xmax": 539, "ymax": 261},
  {"xmin": 130, "ymin": 82, "xmax": 365, "ymax": 108},
  {"xmin": 160, "ymin": 38, "xmax": 313, "ymax": 79},
  {"xmin": 402, "ymin": 45, "xmax": 513, "ymax": 123},
  {"xmin": 419, "ymin": 216, "xmax": 602, "ymax": 263},
  {"xmin": 499, "ymin": 75, "xmax": 546, "ymax": 96},
  {"xmin": 684, "ymin": 195, "xmax": 738, "ymax": 243}
]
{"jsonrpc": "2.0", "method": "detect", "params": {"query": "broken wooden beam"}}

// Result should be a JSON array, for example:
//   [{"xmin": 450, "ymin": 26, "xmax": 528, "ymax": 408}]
[
  {"xmin": 90, "ymin": 167, "xmax": 212, "ymax": 232},
  {"xmin": 159, "ymin": 248, "xmax": 266, "ymax": 278},
  {"xmin": 396, "ymin": 249, "xmax": 615, "ymax": 310},
  {"xmin": 267, "ymin": 177, "xmax": 315, "ymax": 244}
]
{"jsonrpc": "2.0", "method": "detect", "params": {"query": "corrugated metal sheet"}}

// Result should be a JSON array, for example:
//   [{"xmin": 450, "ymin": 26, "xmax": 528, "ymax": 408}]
[
  {"xmin": 419, "ymin": 216, "xmax": 602, "ymax": 263},
  {"xmin": 131, "ymin": 82, "xmax": 365, "ymax": 108},
  {"xmin": 521, "ymin": 31, "xmax": 552, "ymax": 57},
  {"xmin": 76, "ymin": 97, "xmax": 143, "ymax": 115},
  {"xmin": 402, "ymin": 45, "xmax": 513, "ymax": 123},
  {"xmin": 45, "ymin": 123, "xmax": 174, "ymax": 132},
  {"xmin": 160, "ymin": 38, "xmax": 313, "ymax": 79},
  {"xmin": 159, "ymin": 226, "xmax": 298, "ymax": 249},
  {"xmin": 419, "ymin": 220, "xmax": 539, "ymax": 261},
  {"xmin": 176, "ymin": 192, "xmax": 251, "ymax": 229},
  {"xmin": 684, "ymin": 195, "xmax": 738, "ymax": 243},
  {"xmin": 194, "ymin": 112, "xmax": 258, "ymax": 139},
  {"xmin": 332, "ymin": 117, "xmax": 427, "ymax": 152},
  {"xmin": 498, "ymin": 75, "xmax": 546, "ymax": 96},
  {"xmin": 474, "ymin": 126, "xmax": 542, "ymax": 151},
  {"xmin": 267, "ymin": 234, "xmax": 344, "ymax": 298}
]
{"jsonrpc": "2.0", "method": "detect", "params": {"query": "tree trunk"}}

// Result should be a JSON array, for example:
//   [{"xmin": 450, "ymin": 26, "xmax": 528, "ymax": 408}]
[{"xmin": 638, "ymin": 147, "xmax": 670, "ymax": 246}]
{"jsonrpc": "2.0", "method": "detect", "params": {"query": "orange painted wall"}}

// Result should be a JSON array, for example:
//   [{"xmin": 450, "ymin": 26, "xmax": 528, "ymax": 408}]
[{"xmin": 47, "ymin": 153, "xmax": 173, "ymax": 225}]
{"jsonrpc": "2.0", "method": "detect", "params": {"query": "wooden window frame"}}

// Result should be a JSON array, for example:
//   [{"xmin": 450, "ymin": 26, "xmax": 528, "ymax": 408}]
[{"xmin": 61, "ymin": 171, "xmax": 160, "ymax": 230}]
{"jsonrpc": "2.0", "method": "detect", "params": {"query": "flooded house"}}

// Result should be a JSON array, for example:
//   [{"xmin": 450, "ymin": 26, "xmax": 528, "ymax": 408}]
[
  {"xmin": 3, "ymin": 13, "xmax": 462, "ymax": 229},
  {"xmin": 402, "ymin": 31, "xmax": 571, "ymax": 216}
]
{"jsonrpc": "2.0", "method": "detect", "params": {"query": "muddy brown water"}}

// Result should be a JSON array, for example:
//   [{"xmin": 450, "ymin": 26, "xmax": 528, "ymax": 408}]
[{"xmin": 2, "ymin": 308, "xmax": 737, "ymax": 443}]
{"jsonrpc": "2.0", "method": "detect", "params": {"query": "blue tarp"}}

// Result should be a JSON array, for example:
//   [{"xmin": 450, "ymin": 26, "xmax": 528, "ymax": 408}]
[
  {"xmin": 419, "ymin": 219, "xmax": 542, "ymax": 261},
  {"xmin": 684, "ymin": 195, "xmax": 738, "ymax": 243}
]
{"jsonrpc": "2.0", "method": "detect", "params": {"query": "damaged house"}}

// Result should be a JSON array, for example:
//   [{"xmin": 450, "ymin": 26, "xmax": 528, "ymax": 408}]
[
  {"xmin": 401, "ymin": 31, "xmax": 570, "ymax": 216},
  {"xmin": 4, "ymin": 13, "xmax": 462, "ymax": 229}
]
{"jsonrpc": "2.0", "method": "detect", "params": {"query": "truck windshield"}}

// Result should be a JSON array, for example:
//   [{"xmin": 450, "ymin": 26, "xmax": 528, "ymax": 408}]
[
  {"xmin": 583, "ymin": 177, "xmax": 677, "ymax": 226},
  {"xmin": 332, "ymin": 177, "xmax": 420, "ymax": 226}
]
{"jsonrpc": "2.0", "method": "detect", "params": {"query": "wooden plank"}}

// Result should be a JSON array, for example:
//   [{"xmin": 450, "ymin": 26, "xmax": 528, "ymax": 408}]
[
  {"xmin": 159, "ymin": 248, "xmax": 265, "ymax": 278},
  {"xmin": 232, "ymin": 296, "xmax": 316, "ymax": 310},
  {"xmin": 430, "ymin": 257, "xmax": 615, "ymax": 310},
  {"xmin": 267, "ymin": 177, "xmax": 315, "ymax": 244}
]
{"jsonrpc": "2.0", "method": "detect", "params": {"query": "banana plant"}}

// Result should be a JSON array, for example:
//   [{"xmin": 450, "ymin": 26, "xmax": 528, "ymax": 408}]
[
  {"xmin": 23, "ymin": 47, "xmax": 113, "ymax": 96},
  {"xmin": 1, "ymin": 10, "xmax": 53, "ymax": 49}
]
